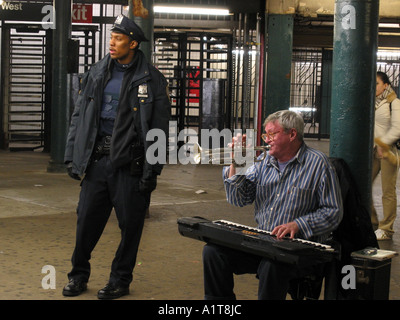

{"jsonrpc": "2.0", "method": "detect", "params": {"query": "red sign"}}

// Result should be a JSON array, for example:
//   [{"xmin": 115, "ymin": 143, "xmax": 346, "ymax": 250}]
[
  {"xmin": 72, "ymin": 4, "xmax": 93, "ymax": 23},
  {"xmin": 188, "ymin": 67, "xmax": 200, "ymax": 103}
]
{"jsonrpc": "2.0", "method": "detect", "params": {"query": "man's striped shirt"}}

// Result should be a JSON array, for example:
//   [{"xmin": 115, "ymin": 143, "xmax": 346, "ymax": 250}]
[{"xmin": 223, "ymin": 143, "xmax": 343, "ymax": 243}]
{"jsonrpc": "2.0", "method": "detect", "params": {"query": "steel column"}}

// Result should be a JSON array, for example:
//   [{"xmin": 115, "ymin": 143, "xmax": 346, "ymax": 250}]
[
  {"xmin": 263, "ymin": 14, "xmax": 293, "ymax": 119},
  {"xmin": 47, "ymin": 0, "xmax": 72, "ymax": 172},
  {"xmin": 330, "ymin": 0, "xmax": 379, "ymax": 211}
]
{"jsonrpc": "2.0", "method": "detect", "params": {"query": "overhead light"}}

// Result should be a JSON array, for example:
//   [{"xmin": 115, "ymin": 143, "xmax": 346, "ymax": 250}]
[
  {"xmin": 289, "ymin": 107, "xmax": 317, "ymax": 113},
  {"xmin": 377, "ymin": 50, "xmax": 400, "ymax": 58},
  {"xmin": 153, "ymin": 5, "xmax": 230, "ymax": 16},
  {"xmin": 379, "ymin": 23, "xmax": 400, "ymax": 28}
]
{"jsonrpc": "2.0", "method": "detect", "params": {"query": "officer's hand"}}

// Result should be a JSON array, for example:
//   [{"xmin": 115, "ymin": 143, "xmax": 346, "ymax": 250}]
[
  {"xmin": 139, "ymin": 176, "xmax": 157, "ymax": 193},
  {"xmin": 66, "ymin": 162, "xmax": 81, "ymax": 181}
]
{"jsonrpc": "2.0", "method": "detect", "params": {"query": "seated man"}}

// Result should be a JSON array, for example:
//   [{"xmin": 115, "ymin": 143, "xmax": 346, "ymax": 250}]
[{"xmin": 202, "ymin": 110, "xmax": 343, "ymax": 300}]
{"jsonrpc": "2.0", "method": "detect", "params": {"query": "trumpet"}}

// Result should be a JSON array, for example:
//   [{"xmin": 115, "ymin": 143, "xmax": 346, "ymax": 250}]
[{"xmin": 193, "ymin": 143, "xmax": 270, "ymax": 166}]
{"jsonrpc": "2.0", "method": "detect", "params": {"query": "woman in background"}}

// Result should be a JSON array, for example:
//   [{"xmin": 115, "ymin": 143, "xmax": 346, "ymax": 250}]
[{"xmin": 372, "ymin": 71, "xmax": 400, "ymax": 240}]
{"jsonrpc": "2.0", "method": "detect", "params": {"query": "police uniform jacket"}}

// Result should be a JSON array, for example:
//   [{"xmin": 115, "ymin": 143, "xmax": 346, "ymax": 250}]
[{"xmin": 64, "ymin": 49, "xmax": 171, "ymax": 180}]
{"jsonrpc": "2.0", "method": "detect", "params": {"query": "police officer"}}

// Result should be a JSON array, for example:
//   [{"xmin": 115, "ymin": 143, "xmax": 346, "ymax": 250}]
[{"xmin": 62, "ymin": 15, "xmax": 171, "ymax": 299}]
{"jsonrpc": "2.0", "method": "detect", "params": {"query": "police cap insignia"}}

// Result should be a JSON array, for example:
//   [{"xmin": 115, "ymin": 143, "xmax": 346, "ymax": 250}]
[{"xmin": 111, "ymin": 14, "xmax": 148, "ymax": 43}]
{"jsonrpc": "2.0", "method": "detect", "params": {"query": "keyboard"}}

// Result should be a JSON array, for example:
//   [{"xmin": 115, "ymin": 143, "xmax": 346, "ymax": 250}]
[{"xmin": 177, "ymin": 216, "xmax": 336, "ymax": 266}]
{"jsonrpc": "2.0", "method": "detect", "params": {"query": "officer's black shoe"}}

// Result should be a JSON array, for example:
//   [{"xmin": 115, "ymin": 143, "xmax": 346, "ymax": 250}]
[
  {"xmin": 62, "ymin": 279, "xmax": 87, "ymax": 297},
  {"xmin": 97, "ymin": 282, "xmax": 129, "ymax": 300}
]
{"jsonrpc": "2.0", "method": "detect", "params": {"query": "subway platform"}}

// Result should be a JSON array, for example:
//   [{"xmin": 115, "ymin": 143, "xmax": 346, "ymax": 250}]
[{"xmin": 0, "ymin": 139, "xmax": 399, "ymax": 301}]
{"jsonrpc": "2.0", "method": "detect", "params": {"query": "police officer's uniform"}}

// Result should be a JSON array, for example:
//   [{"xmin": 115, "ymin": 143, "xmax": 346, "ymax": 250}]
[{"xmin": 63, "ymin": 15, "xmax": 171, "ymax": 299}]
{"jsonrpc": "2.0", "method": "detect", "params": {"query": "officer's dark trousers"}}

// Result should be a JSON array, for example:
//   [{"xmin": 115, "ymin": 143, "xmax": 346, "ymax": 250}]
[
  {"xmin": 68, "ymin": 155, "xmax": 149, "ymax": 287},
  {"xmin": 203, "ymin": 243, "xmax": 322, "ymax": 300}
]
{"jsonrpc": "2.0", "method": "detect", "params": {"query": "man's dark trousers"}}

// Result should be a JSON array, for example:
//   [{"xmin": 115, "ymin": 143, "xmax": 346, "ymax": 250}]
[
  {"xmin": 203, "ymin": 243, "xmax": 324, "ymax": 300},
  {"xmin": 68, "ymin": 155, "xmax": 149, "ymax": 287}
]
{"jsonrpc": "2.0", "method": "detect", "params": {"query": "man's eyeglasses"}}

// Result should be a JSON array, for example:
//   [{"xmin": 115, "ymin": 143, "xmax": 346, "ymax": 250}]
[{"xmin": 261, "ymin": 130, "xmax": 281, "ymax": 142}]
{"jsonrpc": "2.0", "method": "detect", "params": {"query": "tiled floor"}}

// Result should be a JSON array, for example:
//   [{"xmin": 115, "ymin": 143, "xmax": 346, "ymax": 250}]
[{"xmin": 0, "ymin": 139, "xmax": 399, "ymax": 300}]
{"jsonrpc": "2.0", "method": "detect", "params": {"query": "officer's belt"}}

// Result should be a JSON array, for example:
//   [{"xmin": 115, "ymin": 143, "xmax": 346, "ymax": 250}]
[{"xmin": 93, "ymin": 135, "xmax": 111, "ymax": 157}]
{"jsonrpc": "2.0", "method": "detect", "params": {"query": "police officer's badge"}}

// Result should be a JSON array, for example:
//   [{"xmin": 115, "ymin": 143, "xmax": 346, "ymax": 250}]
[
  {"xmin": 138, "ymin": 83, "xmax": 148, "ymax": 98},
  {"xmin": 115, "ymin": 15, "xmax": 124, "ymax": 25}
]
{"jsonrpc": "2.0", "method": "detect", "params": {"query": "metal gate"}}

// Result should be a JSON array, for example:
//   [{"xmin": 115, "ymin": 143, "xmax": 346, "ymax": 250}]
[
  {"xmin": 153, "ymin": 31, "xmax": 232, "ymax": 134},
  {"xmin": 290, "ymin": 48, "xmax": 323, "ymax": 138},
  {"xmin": 377, "ymin": 50, "xmax": 400, "ymax": 94},
  {"xmin": 1, "ymin": 26, "xmax": 49, "ymax": 151},
  {"xmin": 0, "ymin": 24, "xmax": 97, "ymax": 151},
  {"xmin": 290, "ymin": 48, "xmax": 400, "ymax": 140}
]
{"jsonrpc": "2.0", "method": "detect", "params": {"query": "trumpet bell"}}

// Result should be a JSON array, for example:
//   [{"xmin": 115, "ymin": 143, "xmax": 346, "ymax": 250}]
[
  {"xmin": 192, "ymin": 143, "xmax": 269, "ymax": 166},
  {"xmin": 193, "ymin": 143, "xmax": 203, "ymax": 165}
]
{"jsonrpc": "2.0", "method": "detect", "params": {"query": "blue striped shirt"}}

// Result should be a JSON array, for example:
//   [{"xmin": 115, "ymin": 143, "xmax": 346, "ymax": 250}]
[{"xmin": 223, "ymin": 143, "xmax": 343, "ymax": 243}]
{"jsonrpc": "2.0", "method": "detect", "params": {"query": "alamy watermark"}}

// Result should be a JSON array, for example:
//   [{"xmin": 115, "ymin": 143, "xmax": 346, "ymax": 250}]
[
  {"xmin": 146, "ymin": 121, "xmax": 258, "ymax": 174},
  {"xmin": 41, "ymin": 5, "xmax": 55, "ymax": 29},
  {"xmin": 41, "ymin": 265, "xmax": 56, "ymax": 289},
  {"xmin": 40, "ymin": 264, "xmax": 358, "ymax": 291},
  {"xmin": 340, "ymin": 4, "xmax": 356, "ymax": 30},
  {"xmin": 37, "ymin": 3, "xmax": 357, "ymax": 31}
]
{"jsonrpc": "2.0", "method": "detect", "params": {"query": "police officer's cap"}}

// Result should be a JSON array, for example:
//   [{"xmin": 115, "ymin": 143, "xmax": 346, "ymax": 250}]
[{"xmin": 111, "ymin": 14, "xmax": 148, "ymax": 43}]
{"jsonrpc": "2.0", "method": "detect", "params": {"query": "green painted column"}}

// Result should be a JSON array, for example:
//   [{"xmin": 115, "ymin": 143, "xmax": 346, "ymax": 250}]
[
  {"xmin": 263, "ymin": 14, "xmax": 293, "ymax": 119},
  {"xmin": 330, "ymin": 0, "xmax": 379, "ymax": 212},
  {"xmin": 320, "ymin": 49, "xmax": 333, "ymax": 137},
  {"xmin": 129, "ymin": 0, "xmax": 153, "ymax": 63},
  {"xmin": 47, "ymin": 0, "xmax": 71, "ymax": 172}
]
